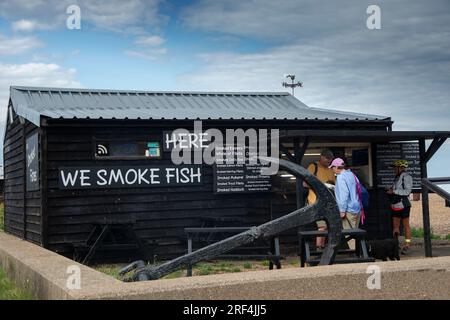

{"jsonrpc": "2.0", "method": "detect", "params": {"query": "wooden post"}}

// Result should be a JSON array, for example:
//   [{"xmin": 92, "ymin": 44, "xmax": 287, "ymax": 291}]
[
  {"xmin": 419, "ymin": 139, "xmax": 432, "ymax": 257},
  {"xmin": 274, "ymin": 237, "xmax": 280, "ymax": 256},
  {"xmin": 187, "ymin": 238, "xmax": 193, "ymax": 277},
  {"xmin": 294, "ymin": 137, "xmax": 310, "ymax": 209},
  {"xmin": 294, "ymin": 138, "xmax": 303, "ymax": 209}
]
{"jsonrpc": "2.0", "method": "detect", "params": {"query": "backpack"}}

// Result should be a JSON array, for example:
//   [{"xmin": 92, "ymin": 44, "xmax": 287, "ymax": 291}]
[
  {"xmin": 353, "ymin": 173, "xmax": 369, "ymax": 225},
  {"xmin": 361, "ymin": 184, "xmax": 370, "ymax": 209}
]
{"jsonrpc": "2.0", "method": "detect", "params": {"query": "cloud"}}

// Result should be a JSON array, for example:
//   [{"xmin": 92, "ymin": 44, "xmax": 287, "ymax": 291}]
[
  {"xmin": 11, "ymin": 19, "xmax": 52, "ymax": 32},
  {"xmin": 0, "ymin": 0, "xmax": 166, "ymax": 34},
  {"xmin": 178, "ymin": 0, "xmax": 450, "ymax": 132},
  {"xmin": 125, "ymin": 47, "xmax": 167, "ymax": 60},
  {"xmin": 4, "ymin": 1, "xmax": 167, "ymax": 62},
  {"xmin": 82, "ymin": 0, "xmax": 165, "ymax": 33},
  {"xmin": 126, "ymin": 34, "xmax": 167, "ymax": 60},
  {"xmin": 182, "ymin": 0, "xmax": 450, "ymax": 42},
  {"xmin": 0, "ymin": 62, "xmax": 80, "ymax": 92},
  {"xmin": 181, "ymin": 0, "xmax": 364, "ymax": 41},
  {"xmin": 178, "ymin": 39, "xmax": 450, "ymax": 130},
  {"xmin": 134, "ymin": 35, "xmax": 165, "ymax": 47},
  {"xmin": 0, "ymin": 0, "xmax": 67, "ymax": 30},
  {"xmin": 0, "ymin": 33, "xmax": 42, "ymax": 55},
  {"xmin": 0, "ymin": 62, "xmax": 81, "ymax": 128}
]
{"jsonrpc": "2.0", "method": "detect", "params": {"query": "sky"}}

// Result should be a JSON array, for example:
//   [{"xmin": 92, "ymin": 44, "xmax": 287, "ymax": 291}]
[{"xmin": 0, "ymin": 0, "xmax": 449, "ymax": 178}]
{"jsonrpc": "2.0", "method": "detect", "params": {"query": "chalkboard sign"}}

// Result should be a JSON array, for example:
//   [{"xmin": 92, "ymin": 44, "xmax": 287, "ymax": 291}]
[
  {"xmin": 213, "ymin": 145, "xmax": 271, "ymax": 194},
  {"xmin": 376, "ymin": 142, "xmax": 421, "ymax": 190},
  {"xmin": 214, "ymin": 163, "xmax": 271, "ymax": 194},
  {"xmin": 59, "ymin": 165, "xmax": 203, "ymax": 189},
  {"xmin": 26, "ymin": 132, "xmax": 39, "ymax": 191}
]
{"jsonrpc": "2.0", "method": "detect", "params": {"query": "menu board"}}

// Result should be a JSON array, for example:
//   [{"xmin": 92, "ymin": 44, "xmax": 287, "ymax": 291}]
[
  {"xmin": 213, "ymin": 145, "xmax": 271, "ymax": 194},
  {"xmin": 26, "ymin": 132, "xmax": 39, "ymax": 191},
  {"xmin": 376, "ymin": 142, "xmax": 421, "ymax": 190}
]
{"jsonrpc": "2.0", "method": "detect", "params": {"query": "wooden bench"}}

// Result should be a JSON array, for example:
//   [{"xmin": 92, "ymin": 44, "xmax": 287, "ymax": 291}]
[
  {"xmin": 195, "ymin": 216, "xmax": 245, "ymax": 242},
  {"xmin": 185, "ymin": 227, "xmax": 283, "ymax": 276},
  {"xmin": 298, "ymin": 228, "xmax": 374, "ymax": 267},
  {"xmin": 73, "ymin": 221, "xmax": 153, "ymax": 265}
]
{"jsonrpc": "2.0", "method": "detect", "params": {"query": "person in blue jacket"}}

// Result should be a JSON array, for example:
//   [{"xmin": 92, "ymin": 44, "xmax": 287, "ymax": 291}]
[{"xmin": 329, "ymin": 158, "xmax": 362, "ymax": 250}]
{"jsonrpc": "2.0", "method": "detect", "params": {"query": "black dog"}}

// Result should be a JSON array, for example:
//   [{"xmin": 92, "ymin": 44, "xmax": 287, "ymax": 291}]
[{"xmin": 367, "ymin": 236, "xmax": 400, "ymax": 261}]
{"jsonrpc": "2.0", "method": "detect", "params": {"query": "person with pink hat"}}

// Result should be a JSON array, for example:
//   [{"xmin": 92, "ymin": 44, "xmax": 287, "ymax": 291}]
[{"xmin": 329, "ymin": 158, "xmax": 364, "ymax": 250}]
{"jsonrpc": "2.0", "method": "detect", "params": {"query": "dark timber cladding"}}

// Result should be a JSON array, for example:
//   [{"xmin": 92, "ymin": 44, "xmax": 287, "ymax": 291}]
[
  {"xmin": 4, "ymin": 85, "xmax": 448, "ymax": 261},
  {"xmin": 43, "ymin": 122, "xmax": 379, "ymax": 259},
  {"xmin": 3, "ymin": 102, "xmax": 41, "ymax": 244}
]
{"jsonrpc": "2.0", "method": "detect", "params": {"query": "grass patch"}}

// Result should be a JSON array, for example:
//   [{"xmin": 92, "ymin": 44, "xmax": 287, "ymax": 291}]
[
  {"xmin": 411, "ymin": 227, "xmax": 424, "ymax": 238},
  {"xmin": 195, "ymin": 263, "xmax": 214, "ymax": 276},
  {"xmin": 217, "ymin": 261, "xmax": 234, "ymax": 269},
  {"xmin": 94, "ymin": 264, "xmax": 121, "ymax": 279},
  {"xmin": 193, "ymin": 261, "xmax": 243, "ymax": 275},
  {"xmin": 162, "ymin": 270, "xmax": 185, "ymax": 279},
  {"xmin": 445, "ymin": 234, "xmax": 450, "ymax": 241},
  {"xmin": 0, "ymin": 267, "xmax": 33, "ymax": 300},
  {"xmin": 96, "ymin": 258, "xmax": 280, "ymax": 280},
  {"xmin": 289, "ymin": 259, "xmax": 299, "ymax": 266},
  {"xmin": 411, "ymin": 227, "xmax": 442, "ymax": 240}
]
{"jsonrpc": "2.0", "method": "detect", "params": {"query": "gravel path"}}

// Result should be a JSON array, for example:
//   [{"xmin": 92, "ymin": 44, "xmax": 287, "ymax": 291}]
[{"xmin": 410, "ymin": 193, "xmax": 450, "ymax": 237}]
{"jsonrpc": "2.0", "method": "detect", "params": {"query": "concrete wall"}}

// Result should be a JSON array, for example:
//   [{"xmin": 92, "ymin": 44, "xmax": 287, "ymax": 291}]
[{"xmin": 0, "ymin": 232, "xmax": 449, "ymax": 300}]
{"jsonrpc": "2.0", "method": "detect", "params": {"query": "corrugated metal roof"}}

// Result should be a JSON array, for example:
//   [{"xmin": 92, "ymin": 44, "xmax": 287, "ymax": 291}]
[{"xmin": 9, "ymin": 86, "xmax": 390, "ymax": 126}]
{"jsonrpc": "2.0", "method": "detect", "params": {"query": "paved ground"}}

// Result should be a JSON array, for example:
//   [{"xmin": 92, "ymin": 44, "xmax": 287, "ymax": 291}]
[
  {"xmin": 410, "ymin": 194, "xmax": 450, "ymax": 237},
  {"xmin": 400, "ymin": 244, "xmax": 450, "ymax": 260}
]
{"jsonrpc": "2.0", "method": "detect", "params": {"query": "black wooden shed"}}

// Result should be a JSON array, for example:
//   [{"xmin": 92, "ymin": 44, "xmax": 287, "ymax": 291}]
[{"xmin": 3, "ymin": 86, "xmax": 449, "ymax": 261}]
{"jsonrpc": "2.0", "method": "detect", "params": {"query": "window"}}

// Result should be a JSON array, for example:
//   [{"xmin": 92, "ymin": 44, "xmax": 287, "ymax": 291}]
[
  {"xmin": 278, "ymin": 142, "xmax": 373, "ymax": 187},
  {"xmin": 95, "ymin": 140, "xmax": 161, "ymax": 159}
]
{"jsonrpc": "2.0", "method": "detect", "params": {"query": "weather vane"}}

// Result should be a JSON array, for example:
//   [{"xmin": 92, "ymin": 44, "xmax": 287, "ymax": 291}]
[{"xmin": 282, "ymin": 74, "xmax": 303, "ymax": 96}]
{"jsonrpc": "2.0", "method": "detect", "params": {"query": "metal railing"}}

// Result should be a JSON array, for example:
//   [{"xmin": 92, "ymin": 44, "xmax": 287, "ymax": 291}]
[{"xmin": 421, "ymin": 177, "xmax": 450, "ymax": 202}]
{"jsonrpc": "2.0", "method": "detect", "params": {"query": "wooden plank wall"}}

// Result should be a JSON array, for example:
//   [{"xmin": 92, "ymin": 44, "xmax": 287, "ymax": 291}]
[
  {"xmin": 3, "ymin": 113, "xmax": 25, "ymax": 238},
  {"xmin": 45, "ymin": 126, "xmax": 277, "ymax": 260},
  {"xmin": 44, "ymin": 124, "xmax": 394, "ymax": 261},
  {"xmin": 3, "ymin": 112, "xmax": 41, "ymax": 244},
  {"xmin": 3, "ymin": 119, "xmax": 394, "ymax": 261},
  {"xmin": 25, "ymin": 125, "xmax": 42, "ymax": 244}
]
